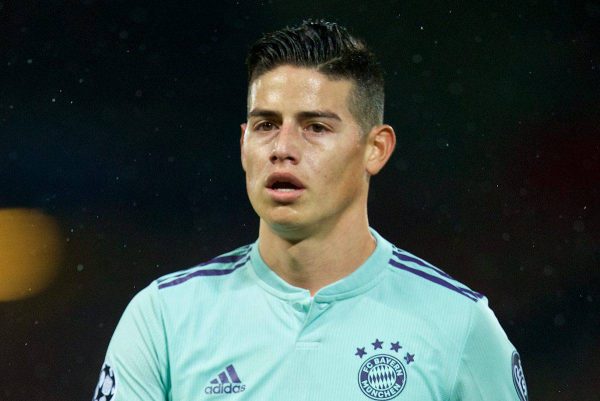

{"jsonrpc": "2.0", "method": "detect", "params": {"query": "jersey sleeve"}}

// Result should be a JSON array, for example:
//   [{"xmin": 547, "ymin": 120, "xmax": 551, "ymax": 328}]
[
  {"xmin": 92, "ymin": 282, "xmax": 170, "ymax": 401},
  {"xmin": 449, "ymin": 297, "xmax": 528, "ymax": 401}
]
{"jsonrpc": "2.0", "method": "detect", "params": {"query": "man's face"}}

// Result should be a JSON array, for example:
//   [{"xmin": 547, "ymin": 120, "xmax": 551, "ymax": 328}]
[{"xmin": 241, "ymin": 65, "xmax": 372, "ymax": 239}]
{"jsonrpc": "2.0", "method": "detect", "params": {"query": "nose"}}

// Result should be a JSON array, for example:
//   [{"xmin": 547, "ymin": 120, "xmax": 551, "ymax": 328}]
[{"xmin": 270, "ymin": 123, "xmax": 300, "ymax": 164}]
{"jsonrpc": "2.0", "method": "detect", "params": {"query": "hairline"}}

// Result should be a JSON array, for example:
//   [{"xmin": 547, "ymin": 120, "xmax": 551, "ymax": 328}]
[{"xmin": 247, "ymin": 64, "xmax": 381, "ymax": 137}]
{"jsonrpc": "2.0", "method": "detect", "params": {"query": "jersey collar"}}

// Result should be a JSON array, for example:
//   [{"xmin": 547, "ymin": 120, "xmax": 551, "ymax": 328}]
[{"xmin": 248, "ymin": 228, "xmax": 392, "ymax": 302}]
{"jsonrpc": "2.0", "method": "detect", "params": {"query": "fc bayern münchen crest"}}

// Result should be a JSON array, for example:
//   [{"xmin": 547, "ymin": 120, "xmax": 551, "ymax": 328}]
[
  {"xmin": 93, "ymin": 362, "xmax": 116, "ymax": 401},
  {"xmin": 355, "ymin": 339, "xmax": 414, "ymax": 400},
  {"xmin": 359, "ymin": 354, "xmax": 406, "ymax": 400}
]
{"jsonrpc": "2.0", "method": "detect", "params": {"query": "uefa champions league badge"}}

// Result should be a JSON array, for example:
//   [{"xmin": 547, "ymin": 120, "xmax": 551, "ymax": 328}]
[
  {"xmin": 93, "ymin": 362, "xmax": 116, "ymax": 401},
  {"xmin": 354, "ymin": 339, "xmax": 414, "ymax": 400},
  {"xmin": 511, "ymin": 351, "xmax": 528, "ymax": 401}
]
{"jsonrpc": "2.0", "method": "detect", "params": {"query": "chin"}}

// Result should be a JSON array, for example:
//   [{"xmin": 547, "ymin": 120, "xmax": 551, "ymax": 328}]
[
  {"xmin": 261, "ymin": 213, "xmax": 313, "ymax": 238},
  {"xmin": 269, "ymin": 223, "xmax": 311, "ymax": 242},
  {"xmin": 259, "ymin": 202, "xmax": 302, "ymax": 222},
  {"xmin": 266, "ymin": 214, "xmax": 303, "ymax": 230}
]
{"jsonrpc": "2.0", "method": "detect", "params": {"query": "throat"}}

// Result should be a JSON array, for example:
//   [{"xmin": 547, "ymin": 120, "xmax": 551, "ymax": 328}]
[{"xmin": 258, "ymin": 224, "xmax": 376, "ymax": 295}]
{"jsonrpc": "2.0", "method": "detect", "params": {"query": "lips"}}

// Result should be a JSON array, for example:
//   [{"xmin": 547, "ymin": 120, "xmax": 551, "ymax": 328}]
[
  {"xmin": 266, "ymin": 173, "xmax": 305, "ymax": 190},
  {"xmin": 265, "ymin": 172, "xmax": 305, "ymax": 202}
]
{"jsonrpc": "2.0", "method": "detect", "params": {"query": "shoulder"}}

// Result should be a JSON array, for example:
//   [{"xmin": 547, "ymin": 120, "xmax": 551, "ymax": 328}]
[
  {"xmin": 379, "ymin": 241, "xmax": 514, "ymax": 367},
  {"xmin": 120, "ymin": 244, "xmax": 253, "ymax": 312},
  {"xmin": 384, "ymin": 243, "xmax": 485, "ymax": 304},
  {"xmin": 153, "ymin": 244, "xmax": 253, "ymax": 292},
  {"xmin": 125, "ymin": 244, "xmax": 255, "ymax": 322},
  {"xmin": 376, "ymin": 240, "xmax": 491, "ymax": 341}
]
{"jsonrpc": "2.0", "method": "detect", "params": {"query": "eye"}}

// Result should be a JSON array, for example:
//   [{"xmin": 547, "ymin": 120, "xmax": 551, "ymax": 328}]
[
  {"xmin": 254, "ymin": 121, "xmax": 277, "ymax": 131},
  {"xmin": 305, "ymin": 123, "xmax": 329, "ymax": 134}
]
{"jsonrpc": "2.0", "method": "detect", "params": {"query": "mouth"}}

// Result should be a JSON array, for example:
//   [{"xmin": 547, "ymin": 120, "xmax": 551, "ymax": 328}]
[
  {"xmin": 265, "ymin": 173, "xmax": 305, "ymax": 202},
  {"xmin": 271, "ymin": 183, "xmax": 300, "ymax": 192},
  {"xmin": 266, "ymin": 173, "xmax": 305, "ymax": 191}
]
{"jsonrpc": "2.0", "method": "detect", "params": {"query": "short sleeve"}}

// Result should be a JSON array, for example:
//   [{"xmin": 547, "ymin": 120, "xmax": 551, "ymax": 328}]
[
  {"xmin": 91, "ymin": 282, "xmax": 170, "ymax": 401},
  {"xmin": 450, "ymin": 298, "xmax": 528, "ymax": 401}
]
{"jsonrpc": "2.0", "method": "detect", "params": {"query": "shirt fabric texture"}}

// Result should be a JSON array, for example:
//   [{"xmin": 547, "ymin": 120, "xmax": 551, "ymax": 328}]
[{"xmin": 94, "ymin": 229, "xmax": 527, "ymax": 401}]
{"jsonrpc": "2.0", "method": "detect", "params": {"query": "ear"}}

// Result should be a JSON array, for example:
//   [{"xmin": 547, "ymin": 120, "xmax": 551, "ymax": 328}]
[
  {"xmin": 240, "ymin": 123, "xmax": 248, "ymax": 172},
  {"xmin": 365, "ymin": 124, "xmax": 396, "ymax": 176}
]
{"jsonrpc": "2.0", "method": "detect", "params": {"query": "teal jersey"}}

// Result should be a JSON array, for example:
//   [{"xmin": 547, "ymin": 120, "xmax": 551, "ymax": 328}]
[{"xmin": 93, "ymin": 229, "xmax": 528, "ymax": 401}]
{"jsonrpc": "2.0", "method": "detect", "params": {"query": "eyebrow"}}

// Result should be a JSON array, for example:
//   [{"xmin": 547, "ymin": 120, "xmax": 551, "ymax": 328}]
[
  {"xmin": 248, "ymin": 109, "xmax": 280, "ymax": 119},
  {"xmin": 247, "ymin": 108, "xmax": 342, "ymax": 121},
  {"xmin": 298, "ymin": 111, "xmax": 342, "ymax": 121}
]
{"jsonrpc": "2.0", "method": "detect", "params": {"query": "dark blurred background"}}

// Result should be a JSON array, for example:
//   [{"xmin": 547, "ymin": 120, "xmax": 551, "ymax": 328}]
[{"xmin": 0, "ymin": 0, "xmax": 598, "ymax": 400}]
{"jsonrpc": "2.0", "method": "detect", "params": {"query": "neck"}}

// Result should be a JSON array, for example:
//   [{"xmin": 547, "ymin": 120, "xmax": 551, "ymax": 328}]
[{"xmin": 257, "ymin": 215, "xmax": 376, "ymax": 296}]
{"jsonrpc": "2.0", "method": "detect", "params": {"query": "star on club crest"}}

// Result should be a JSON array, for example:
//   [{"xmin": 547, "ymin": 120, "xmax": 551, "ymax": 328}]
[
  {"xmin": 355, "ymin": 347, "xmax": 367, "ymax": 358},
  {"xmin": 353, "ymin": 339, "xmax": 415, "ymax": 400}
]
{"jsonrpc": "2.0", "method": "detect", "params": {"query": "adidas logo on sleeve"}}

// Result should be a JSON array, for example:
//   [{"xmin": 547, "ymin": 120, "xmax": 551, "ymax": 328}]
[{"xmin": 204, "ymin": 364, "xmax": 246, "ymax": 395}]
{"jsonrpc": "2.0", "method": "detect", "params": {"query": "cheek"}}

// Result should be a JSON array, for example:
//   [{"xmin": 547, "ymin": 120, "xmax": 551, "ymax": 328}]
[
  {"xmin": 243, "ymin": 151, "xmax": 264, "ymax": 186},
  {"xmin": 336, "ymin": 151, "xmax": 367, "ymax": 187},
  {"xmin": 330, "ymin": 148, "xmax": 363, "ymax": 174}
]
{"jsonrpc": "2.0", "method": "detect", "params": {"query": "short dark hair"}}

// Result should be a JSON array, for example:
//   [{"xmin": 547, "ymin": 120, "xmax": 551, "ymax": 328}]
[{"xmin": 246, "ymin": 19, "xmax": 384, "ymax": 135}]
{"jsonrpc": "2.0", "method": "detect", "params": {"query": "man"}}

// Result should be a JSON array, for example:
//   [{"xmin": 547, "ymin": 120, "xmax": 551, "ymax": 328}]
[{"xmin": 93, "ymin": 20, "xmax": 528, "ymax": 401}]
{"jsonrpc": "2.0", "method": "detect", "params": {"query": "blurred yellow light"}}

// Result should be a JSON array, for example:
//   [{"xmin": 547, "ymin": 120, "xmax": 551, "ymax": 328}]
[{"xmin": 0, "ymin": 208, "xmax": 64, "ymax": 301}]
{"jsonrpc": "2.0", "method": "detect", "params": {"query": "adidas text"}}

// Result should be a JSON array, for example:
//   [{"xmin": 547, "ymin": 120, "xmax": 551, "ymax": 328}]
[{"xmin": 205, "ymin": 383, "xmax": 246, "ymax": 394}]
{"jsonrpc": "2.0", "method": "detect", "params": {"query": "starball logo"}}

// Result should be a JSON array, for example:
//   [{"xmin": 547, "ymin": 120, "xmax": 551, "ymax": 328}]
[
  {"xmin": 204, "ymin": 364, "xmax": 246, "ymax": 395},
  {"xmin": 511, "ymin": 351, "xmax": 528, "ymax": 401}
]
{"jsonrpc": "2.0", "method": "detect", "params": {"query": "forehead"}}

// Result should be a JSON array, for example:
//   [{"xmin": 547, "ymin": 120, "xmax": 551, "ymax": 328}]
[{"xmin": 247, "ymin": 65, "xmax": 355, "ymax": 114}]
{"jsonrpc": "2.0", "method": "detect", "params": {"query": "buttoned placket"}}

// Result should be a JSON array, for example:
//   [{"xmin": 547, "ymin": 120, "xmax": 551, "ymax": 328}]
[{"xmin": 292, "ymin": 295, "xmax": 331, "ymax": 348}]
